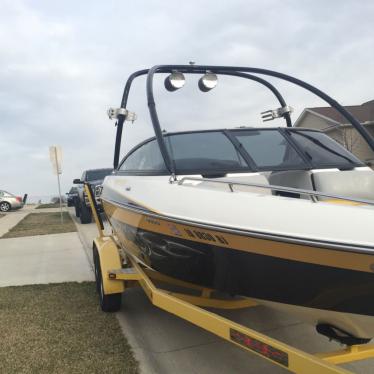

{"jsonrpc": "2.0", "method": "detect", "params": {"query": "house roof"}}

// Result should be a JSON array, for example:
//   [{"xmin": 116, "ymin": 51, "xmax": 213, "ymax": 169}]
[{"xmin": 302, "ymin": 100, "xmax": 374, "ymax": 124}]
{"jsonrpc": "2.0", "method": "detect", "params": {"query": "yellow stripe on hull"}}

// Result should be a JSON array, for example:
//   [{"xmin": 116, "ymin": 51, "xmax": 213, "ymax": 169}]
[{"xmin": 102, "ymin": 200, "xmax": 374, "ymax": 274}]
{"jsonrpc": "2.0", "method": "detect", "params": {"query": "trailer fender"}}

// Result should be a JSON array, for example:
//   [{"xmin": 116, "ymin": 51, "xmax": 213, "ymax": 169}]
[{"xmin": 93, "ymin": 236, "xmax": 125, "ymax": 295}]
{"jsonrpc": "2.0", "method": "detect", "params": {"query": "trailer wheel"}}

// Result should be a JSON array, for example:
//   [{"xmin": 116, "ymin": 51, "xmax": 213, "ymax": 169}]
[
  {"xmin": 93, "ymin": 245, "xmax": 122, "ymax": 312},
  {"xmin": 98, "ymin": 269, "xmax": 122, "ymax": 312}
]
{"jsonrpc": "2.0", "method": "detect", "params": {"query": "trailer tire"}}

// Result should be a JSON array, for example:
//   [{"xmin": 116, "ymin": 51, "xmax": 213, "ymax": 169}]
[
  {"xmin": 80, "ymin": 202, "xmax": 92, "ymax": 224},
  {"xmin": 93, "ymin": 245, "xmax": 100, "ymax": 293},
  {"xmin": 93, "ymin": 245, "xmax": 122, "ymax": 312},
  {"xmin": 98, "ymin": 268, "xmax": 122, "ymax": 312}
]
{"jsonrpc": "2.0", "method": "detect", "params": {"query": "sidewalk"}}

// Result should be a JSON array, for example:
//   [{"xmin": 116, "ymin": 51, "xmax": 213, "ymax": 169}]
[
  {"xmin": 0, "ymin": 210, "xmax": 94, "ymax": 287},
  {"xmin": 0, "ymin": 212, "xmax": 29, "ymax": 237},
  {"xmin": 0, "ymin": 233, "xmax": 94, "ymax": 287}
]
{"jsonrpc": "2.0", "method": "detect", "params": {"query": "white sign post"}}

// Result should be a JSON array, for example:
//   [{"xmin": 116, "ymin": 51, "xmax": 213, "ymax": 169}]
[{"xmin": 49, "ymin": 146, "xmax": 63, "ymax": 224}]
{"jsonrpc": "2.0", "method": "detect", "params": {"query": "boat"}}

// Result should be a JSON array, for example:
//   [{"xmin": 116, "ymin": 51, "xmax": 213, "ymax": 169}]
[{"xmin": 100, "ymin": 64, "xmax": 374, "ymax": 345}]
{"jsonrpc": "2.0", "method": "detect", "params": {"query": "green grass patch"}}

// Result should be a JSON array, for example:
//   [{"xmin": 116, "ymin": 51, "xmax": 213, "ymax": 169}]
[
  {"xmin": 0, "ymin": 282, "xmax": 138, "ymax": 373},
  {"xmin": 36, "ymin": 203, "xmax": 67, "ymax": 209},
  {"xmin": 2, "ymin": 212, "xmax": 76, "ymax": 238}
]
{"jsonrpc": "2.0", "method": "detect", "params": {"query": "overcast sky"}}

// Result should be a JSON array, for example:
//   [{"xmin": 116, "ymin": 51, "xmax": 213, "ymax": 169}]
[{"xmin": 1, "ymin": 0, "xmax": 374, "ymax": 201}]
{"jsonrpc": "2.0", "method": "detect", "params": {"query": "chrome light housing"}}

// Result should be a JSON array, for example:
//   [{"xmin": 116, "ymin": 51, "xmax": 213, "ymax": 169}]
[
  {"xmin": 164, "ymin": 72, "xmax": 186, "ymax": 92},
  {"xmin": 198, "ymin": 72, "xmax": 218, "ymax": 92}
]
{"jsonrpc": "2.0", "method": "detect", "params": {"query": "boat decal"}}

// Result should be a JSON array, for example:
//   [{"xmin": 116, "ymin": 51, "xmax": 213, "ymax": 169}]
[
  {"xmin": 119, "ymin": 194, "xmax": 162, "ymax": 215},
  {"xmin": 230, "ymin": 329, "xmax": 289, "ymax": 367},
  {"xmin": 102, "ymin": 198, "xmax": 374, "ymax": 273},
  {"xmin": 167, "ymin": 223, "xmax": 183, "ymax": 237},
  {"xmin": 110, "ymin": 218, "xmax": 374, "ymax": 316}
]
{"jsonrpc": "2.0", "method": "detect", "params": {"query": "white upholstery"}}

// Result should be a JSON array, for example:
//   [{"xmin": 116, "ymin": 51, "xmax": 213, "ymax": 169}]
[
  {"xmin": 191, "ymin": 169, "xmax": 374, "ymax": 201},
  {"xmin": 268, "ymin": 171, "xmax": 314, "ymax": 198},
  {"xmin": 312, "ymin": 169, "xmax": 374, "ymax": 200}
]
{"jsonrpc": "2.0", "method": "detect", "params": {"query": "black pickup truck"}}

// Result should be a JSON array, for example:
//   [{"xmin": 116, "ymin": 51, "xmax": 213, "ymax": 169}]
[
  {"xmin": 73, "ymin": 168, "xmax": 112, "ymax": 224},
  {"xmin": 66, "ymin": 187, "xmax": 78, "ymax": 207}
]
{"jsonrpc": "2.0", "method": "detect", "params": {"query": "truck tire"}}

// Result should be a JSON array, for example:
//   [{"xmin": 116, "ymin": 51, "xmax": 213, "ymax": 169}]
[
  {"xmin": 74, "ymin": 201, "xmax": 80, "ymax": 217},
  {"xmin": 80, "ymin": 202, "xmax": 92, "ymax": 224}
]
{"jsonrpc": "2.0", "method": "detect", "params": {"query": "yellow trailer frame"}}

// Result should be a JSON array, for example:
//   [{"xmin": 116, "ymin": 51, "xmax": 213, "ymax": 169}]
[{"xmin": 85, "ymin": 184, "xmax": 374, "ymax": 374}]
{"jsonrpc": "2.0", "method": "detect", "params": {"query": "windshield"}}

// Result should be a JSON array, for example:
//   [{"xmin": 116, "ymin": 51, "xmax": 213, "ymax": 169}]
[
  {"xmin": 120, "ymin": 129, "xmax": 364, "ymax": 174},
  {"xmin": 232, "ymin": 130, "xmax": 306, "ymax": 169},
  {"xmin": 287, "ymin": 130, "xmax": 362, "ymax": 166},
  {"xmin": 167, "ymin": 132, "xmax": 248, "ymax": 172},
  {"xmin": 166, "ymin": 129, "xmax": 364, "ymax": 172},
  {"xmin": 86, "ymin": 169, "xmax": 112, "ymax": 181},
  {"xmin": 2, "ymin": 191, "xmax": 14, "ymax": 196}
]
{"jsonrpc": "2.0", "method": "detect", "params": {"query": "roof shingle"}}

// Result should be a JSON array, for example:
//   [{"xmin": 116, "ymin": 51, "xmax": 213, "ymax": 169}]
[{"xmin": 307, "ymin": 100, "xmax": 374, "ymax": 124}]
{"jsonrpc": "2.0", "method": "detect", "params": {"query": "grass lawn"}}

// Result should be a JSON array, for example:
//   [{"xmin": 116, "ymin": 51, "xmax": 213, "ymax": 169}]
[
  {"xmin": 36, "ymin": 203, "xmax": 67, "ymax": 209},
  {"xmin": 0, "ymin": 282, "xmax": 138, "ymax": 373},
  {"xmin": 2, "ymin": 212, "xmax": 76, "ymax": 238}
]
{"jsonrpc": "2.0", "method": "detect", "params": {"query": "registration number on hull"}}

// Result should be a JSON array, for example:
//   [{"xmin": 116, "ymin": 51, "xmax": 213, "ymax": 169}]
[
  {"xmin": 144, "ymin": 216, "xmax": 229, "ymax": 246},
  {"xmin": 184, "ymin": 228, "xmax": 229, "ymax": 245}
]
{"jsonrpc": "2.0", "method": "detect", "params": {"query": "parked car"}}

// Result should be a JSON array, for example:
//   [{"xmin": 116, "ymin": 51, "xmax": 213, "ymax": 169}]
[
  {"xmin": 66, "ymin": 187, "xmax": 78, "ymax": 207},
  {"xmin": 73, "ymin": 168, "xmax": 113, "ymax": 224},
  {"xmin": 0, "ymin": 190, "xmax": 26, "ymax": 212}
]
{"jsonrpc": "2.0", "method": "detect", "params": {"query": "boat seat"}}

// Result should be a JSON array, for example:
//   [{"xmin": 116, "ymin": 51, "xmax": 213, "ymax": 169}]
[
  {"xmin": 268, "ymin": 171, "xmax": 314, "ymax": 199},
  {"xmin": 312, "ymin": 169, "xmax": 374, "ymax": 201}
]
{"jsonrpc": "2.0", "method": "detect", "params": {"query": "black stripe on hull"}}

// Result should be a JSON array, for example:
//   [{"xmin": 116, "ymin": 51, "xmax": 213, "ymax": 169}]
[{"xmin": 111, "ymin": 218, "xmax": 374, "ymax": 317}]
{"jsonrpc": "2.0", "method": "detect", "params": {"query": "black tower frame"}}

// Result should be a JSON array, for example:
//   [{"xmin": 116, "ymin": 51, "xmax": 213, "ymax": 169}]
[{"xmin": 113, "ymin": 65, "xmax": 374, "ymax": 172}]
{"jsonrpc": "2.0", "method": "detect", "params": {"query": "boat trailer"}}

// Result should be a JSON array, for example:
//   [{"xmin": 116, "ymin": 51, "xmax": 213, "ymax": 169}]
[{"xmin": 85, "ymin": 184, "xmax": 374, "ymax": 373}]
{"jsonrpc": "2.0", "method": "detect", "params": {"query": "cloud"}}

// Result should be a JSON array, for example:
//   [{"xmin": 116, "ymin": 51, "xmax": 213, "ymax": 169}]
[{"xmin": 0, "ymin": 0, "xmax": 373, "ymax": 200}]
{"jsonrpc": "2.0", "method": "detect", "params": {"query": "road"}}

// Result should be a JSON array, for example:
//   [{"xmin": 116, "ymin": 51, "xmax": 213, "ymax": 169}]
[{"xmin": 71, "ymin": 209, "xmax": 372, "ymax": 374}]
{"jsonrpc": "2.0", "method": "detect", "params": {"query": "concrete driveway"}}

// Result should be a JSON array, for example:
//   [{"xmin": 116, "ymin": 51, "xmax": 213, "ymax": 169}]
[{"xmin": 72, "ymin": 210, "xmax": 373, "ymax": 374}]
